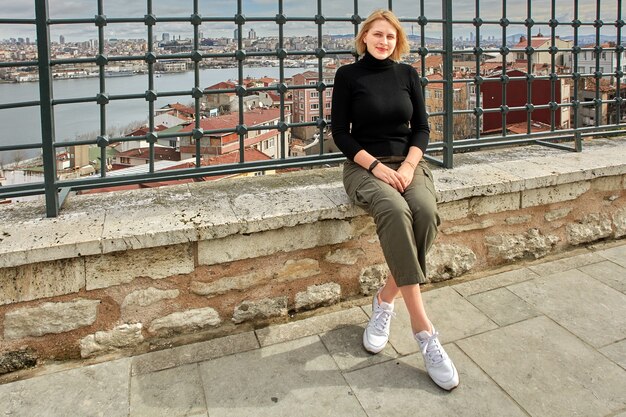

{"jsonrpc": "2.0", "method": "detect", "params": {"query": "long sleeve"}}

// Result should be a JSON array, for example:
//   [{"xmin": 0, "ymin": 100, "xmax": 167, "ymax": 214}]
[
  {"xmin": 331, "ymin": 67, "xmax": 363, "ymax": 161},
  {"xmin": 408, "ymin": 66, "xmax": 430, "ymax": 153}
]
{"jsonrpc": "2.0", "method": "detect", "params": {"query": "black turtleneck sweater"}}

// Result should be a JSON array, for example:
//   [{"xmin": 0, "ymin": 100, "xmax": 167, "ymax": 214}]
[{"xmin": 331, "ymin": 51, "xmax": 430, "ymax": 161}]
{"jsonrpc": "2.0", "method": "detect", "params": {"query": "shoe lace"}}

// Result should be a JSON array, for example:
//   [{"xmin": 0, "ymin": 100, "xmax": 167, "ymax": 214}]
[
  {"xmin": 372, "ymin": 307, "xmax": 395, "ymax": 335},
  {"xmin": 420, "ymin": 330, "xmax": 445, "ymax": 365}
]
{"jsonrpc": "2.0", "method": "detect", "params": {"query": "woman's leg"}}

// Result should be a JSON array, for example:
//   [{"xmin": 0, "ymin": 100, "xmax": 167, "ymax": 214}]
[{"xmin": 379, "ymin": 277, "xmax": 431, "ymax": 334}]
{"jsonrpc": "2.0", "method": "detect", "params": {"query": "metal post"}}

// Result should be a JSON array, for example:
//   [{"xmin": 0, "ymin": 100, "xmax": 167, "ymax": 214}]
[
  {"xmin": 35, "ymin": 0, "xmax": 59, "ymax": 217},
  {"xmin": 442, "ymin": 0, "xmax": 454, "ymax": 168}
]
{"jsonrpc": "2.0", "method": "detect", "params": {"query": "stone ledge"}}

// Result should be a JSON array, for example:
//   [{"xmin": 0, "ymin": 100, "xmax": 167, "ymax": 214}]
[{"xmin": 0, "ymin": 139, "xmax": 625, "ymax": 270}]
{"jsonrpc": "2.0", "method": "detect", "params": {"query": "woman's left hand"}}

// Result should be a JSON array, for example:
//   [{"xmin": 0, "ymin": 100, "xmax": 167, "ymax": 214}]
[{"xmin": 396, "ymin": 162, "xmax": 415, "ymax": 190}]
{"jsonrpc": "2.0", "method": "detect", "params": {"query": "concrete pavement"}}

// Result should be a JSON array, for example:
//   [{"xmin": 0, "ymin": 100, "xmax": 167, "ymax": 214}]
[{"xmin": 1, "ymin": 241, "xmax": 625, "ymax": 417}]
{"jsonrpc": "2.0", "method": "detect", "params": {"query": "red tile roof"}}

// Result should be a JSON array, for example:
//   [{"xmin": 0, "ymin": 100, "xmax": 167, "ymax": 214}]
[
  {"xmin": 180, "ymin": 108, "xmax": 287, "ymax": 133},
  {"xmin": 204, "ymin": 81, "xmax": 237, "ymax": 90},
  {"xmin": 166, "ymin": 102, "xmax": 195, "ymax": 115},
  {"xmin": 116, "ymin": 146, "xmax": 181, "ymax": 160}
]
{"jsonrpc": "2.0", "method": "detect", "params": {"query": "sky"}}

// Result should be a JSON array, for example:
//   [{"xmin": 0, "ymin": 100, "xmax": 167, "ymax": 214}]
[{"xmin": 0, "ymin": 0, "xmax": 619, "ymax": 43}]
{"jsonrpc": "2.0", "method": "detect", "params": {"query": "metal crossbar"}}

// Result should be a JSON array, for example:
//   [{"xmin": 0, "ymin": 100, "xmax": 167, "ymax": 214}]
[{"xmin": 0, "ymin": 0, "xmax": 624, "ymax": 216}]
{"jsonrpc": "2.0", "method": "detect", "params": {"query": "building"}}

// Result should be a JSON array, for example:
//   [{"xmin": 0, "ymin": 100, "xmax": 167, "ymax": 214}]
[
  {"xmin": 178, "ymin": 107, "xmax": 291, "ymax": 160},
  {"xmin": 570, "ymin": 42, "xmax": 626, "ymax": 76},
  {"xmin": 579, "ymin": 78, "xmax": 626, "ymax": 125},
  {"xmin": 510, "ymin": 34, "xmax": 573, "ymax": 70},
  {"xmin": 291, "ymin": 70, "xmax": 334, "ymax": 140},
  {"xmin": 481, "ymin": 69, "xmax": 571, "ymax": 133},
  {"xmin": 113, "ymin": 146, "xmax": 181, "ymax": 170},
  {"xmin": 423, "ymin": 73, "xmax": 474, "ymax": 141}
]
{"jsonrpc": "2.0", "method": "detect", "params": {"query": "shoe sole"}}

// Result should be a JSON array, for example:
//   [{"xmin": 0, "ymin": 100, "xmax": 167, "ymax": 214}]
[
  {"xmin": 362, "ymin": 331, "xmax": 386, "ymax": 354},
  {"xmin": 430, "ymin": 366, "xmax": 460, "ymax": 391}
]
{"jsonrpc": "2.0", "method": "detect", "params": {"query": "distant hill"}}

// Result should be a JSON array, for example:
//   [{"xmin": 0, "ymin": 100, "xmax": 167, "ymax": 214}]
[{"xmin": 330, "ymin": 33, "xmax": 441, "ymax": 43}]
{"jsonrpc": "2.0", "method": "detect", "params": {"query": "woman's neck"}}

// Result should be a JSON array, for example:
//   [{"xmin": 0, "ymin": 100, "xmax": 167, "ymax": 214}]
[{"xmin": 359, "ymin": 50, "xmax": 394, "ymax": 69}]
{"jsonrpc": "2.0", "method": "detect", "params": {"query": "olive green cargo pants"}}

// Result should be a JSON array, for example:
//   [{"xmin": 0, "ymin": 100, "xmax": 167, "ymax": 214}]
[{"xmin": 343, "ymin": 158, "xmax": 440, "ymax": 286}]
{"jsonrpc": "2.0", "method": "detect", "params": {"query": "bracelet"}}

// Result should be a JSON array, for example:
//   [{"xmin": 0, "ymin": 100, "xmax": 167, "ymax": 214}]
[
  {"xmin": 402, "ymin": 160, "xmax": 417, "ymax": 169},
  {"xmin": 368, "ymin": 159, "xmax": 380, "ymax": 172}
]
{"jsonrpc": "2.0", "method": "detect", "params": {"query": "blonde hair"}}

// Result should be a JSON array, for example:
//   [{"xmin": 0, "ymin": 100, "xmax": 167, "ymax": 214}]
[{"xmin": 355, "ymin": 9, "xmax": 409, "ymax": 61}]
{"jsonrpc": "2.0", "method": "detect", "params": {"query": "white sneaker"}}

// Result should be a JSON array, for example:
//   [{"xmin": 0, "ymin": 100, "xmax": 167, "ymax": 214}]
[
  {"xmin": 363, "ymin": 291, "xmax": 395, "ymax": 353},
  {"xmin": 415, "ymin": 326, "xmax": 459, "ymax": 390}
]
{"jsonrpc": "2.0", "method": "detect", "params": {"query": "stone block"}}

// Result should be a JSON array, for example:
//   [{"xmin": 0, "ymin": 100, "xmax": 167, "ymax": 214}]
[
  {"xmin": 437, "ymin": 199, "xmax": 470, "ymax": 221},
  {"xmin": 80, "ymin": 323, "xmax": 144, "ymax": 358},
  {"xmin": 469, "ymin": 193, "xmax": 520, "ymax": 216},
  {"xmin": 486, "ymin": 228, "xmax": 559, "ymax": 261},
  {"xmin": 4, "ymin": 298, "xmax": 100, "ymax": 340},
  {"xmin": 614, "ymin": 206, "xmax": 626, "ymax": 238},
  {"xmin": 85, "ymin": 244, "xmax": 194, "ymax": 290},
  {"xmin": 191, "ymin": 272, "xmax": 265, "ymax": 297},
  {"xmin": 591, "ymin": 176, "xmax": 624, "ymax": 192},
  {"xmin": 505, "ymin": 215, "xmax": 533, "ymax": 225},
  {"xmin": 0, "ymin": 349, "xmax": 37, "ymax": 375},
  {"xmin": 232, "ymin": 296, "xmax": 288, "ymax": 324},
  {"xmin": 0, "ymin": 258, "xmax": 84, "ymax": 306},
  {"xmin": 198, "ymin": 219, "xmax": 356, "ymax": 266},
  {"xmin": 121, "ymin": 287, "xmax": 179, "ymax": 312},
  {"xmin": 294, "ymin": 283, "xmax": 341, "ymax": 311},
  {"xmin": 544, "ymin": 207, "xmax": 572, "ymax": 222},
  {"xmin": 324, "ymin": 248, "xmax": 365, "ymax": 265},
  {"xmin": 521, "ymin": 181, "xmax": 590, "ymax": 208},
  {"xmin": 275, "ymin": 259, "xmax": 320, "ymax": 282},
  {"xmin": 566, "ymin": 213, "xmax": 613, "ymax": 245},
  {"xmin": 441, "ymin": 219, "xmax": 496, "ymax": 235},
  {"xmin": 359, "ymin": 264, "xmax": 389, "ymax": 295},
  {"xmin": 149, "ymin": 307, "xmax": 221, "ymax": 334},
  {"xmin": 426, "ymin": 243, "xmax": 477, "ymax": 282}
]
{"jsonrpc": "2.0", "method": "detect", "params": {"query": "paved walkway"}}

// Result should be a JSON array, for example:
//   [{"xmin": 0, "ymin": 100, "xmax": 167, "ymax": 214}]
[{"xmin": 1, "ymin": 241, "xmax": 625, "ymax": 417}]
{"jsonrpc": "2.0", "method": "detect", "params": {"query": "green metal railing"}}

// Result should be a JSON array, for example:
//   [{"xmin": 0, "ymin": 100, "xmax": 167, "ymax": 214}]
[{"xmin": 0, "ymin": 0, "xmax": 624, "ymax": 216}]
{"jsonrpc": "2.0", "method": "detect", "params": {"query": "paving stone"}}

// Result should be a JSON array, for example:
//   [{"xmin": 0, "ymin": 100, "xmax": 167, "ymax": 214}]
[
  {"xmin": 319, "ymin": 324, "xmax": 398, "ymax": 372},
  {"xmin": 579, "ymin": 260, "xmax": 626, "ymax": 294},
  {"xmin": 198, "ymin": 336, "xmax": 367, "ymax": 417},
  {"xmin": 344, "ymin": 344, "xmax": 528, "ymax": 417},
  {"xmin": 527, "ymin": 251, "xmax": 606, "ymax": 276},
  {"xmin": 599, "ymin": 339, "xmax": 626, "ymax": 371},
  {"xmin": 372, "ymin": 288, "xmax": 497, "ymax": 356},
  {"xmin": 130, "ymin": 363, "xmax": 206, "ymax": 417},
  {"xmin": 467, "ymin": 287, "xmax": 541, "ymax": 326},
  {"xmin": 256, "ymin": 307, "xmax": 368, "ymax": 347},
  {"xmin": 456, "ymin": 316, "xmax": 626, "ymax": 417},
  {"xmin": 0, "ymin": 358, "xmax": 130, "ymax": 417},
  {"xmin": 453, "ymin": 267, "xmax": 539, "ymax": 297},
  {"xmin": 598, "ymin": 244, "xmax": 626, "ymax": 268},
  {"xmin": 132, "ymin": 332, "xmax": 259, "ymax": 376},
  {"xmin": 509, "ymin": 269, "xmax": 626, "ymax": 348}
]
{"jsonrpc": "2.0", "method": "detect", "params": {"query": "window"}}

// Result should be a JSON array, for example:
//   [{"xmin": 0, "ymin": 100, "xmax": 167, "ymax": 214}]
[
  {"xmin": 308, "ymin": 80, "xmax": 316, "ymax": 85},
  {"xmin": 434, "ymin": 90, "xmax": 443, "ymax": 99},
  {"xmin": 602, "ymin": 52, "xmax": 607, "ymax": 60},
  {"xmin": 325, "ymin": 102, "xmax": 331, "ymax": 109},
  {"xmin": 310, "ymin": 103, "xmax": 319, "ymax": 110},
  {"xmin": 599, "ymin": 67, "xmax": 604, "ymax": 73},
  {"xmin": 267, "ymin": 138, "xmax": 275, "ymax": 148},
  {"xmin": 310, "ymin": 91, "xmax": 319, "ymax": 98},
  {"xmin": 312, "ymin": 116, "xmax": 319, "ymax": 122},
  {"xmin": 517, "ymin": 53, "xmax": 524, "ymax": 60},
  {"xmin": 326, "ymin": 90, "xmax": 332, "ymax": 97},
  {"xmin": 469, "ymin": 85, "xmax": 476, "ymax": 94},
  {"xmin": 577, "ymin": 66, "xmax": 585, "ymax": 73}
]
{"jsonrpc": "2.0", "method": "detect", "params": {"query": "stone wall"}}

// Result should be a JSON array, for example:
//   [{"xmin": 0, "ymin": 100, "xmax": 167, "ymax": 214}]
[{"xmin": 0, "ymin": 139, "xmax": 625, "ymax": 374}]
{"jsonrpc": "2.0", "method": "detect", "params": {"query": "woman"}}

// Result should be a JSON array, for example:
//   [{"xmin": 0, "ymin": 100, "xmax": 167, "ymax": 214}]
[{"xmin": 331, "ymin": 9, "xmax": 459, "ymax": 390}]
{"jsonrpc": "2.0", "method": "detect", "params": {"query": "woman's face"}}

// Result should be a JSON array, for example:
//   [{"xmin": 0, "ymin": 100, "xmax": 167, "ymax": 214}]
[{"xmin": 363, "ymin": 19, "xmax": 397, "ymax": 60}]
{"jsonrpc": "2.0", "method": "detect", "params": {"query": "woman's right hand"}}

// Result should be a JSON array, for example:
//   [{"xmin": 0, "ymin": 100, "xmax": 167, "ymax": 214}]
[{"xmin": 371, "ymin": 162, "xmax": 406, "ymax": 193}]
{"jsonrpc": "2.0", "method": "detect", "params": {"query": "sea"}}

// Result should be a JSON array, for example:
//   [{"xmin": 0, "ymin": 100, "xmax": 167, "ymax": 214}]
[{"xmin": 0, "ymin": 66, "xmax": 308, "ymax": 161}]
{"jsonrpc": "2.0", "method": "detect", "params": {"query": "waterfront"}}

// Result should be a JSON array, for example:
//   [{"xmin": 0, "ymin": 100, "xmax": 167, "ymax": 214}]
[{"xmin": 0, "ymin": 66, "xmax": 307, "ymax": 161}]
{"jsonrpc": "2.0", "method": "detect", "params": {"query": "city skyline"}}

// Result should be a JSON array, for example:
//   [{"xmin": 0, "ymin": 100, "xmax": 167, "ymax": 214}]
[{"xmin": 0, "ymin": 0, "xmax": 616, "ymax": 43}]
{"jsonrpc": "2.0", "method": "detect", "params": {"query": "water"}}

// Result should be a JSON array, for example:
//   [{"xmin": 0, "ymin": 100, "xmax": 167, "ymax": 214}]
[{"xmin": 0, "ymin": 66, "xmax": 307, "ymax": 161}]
